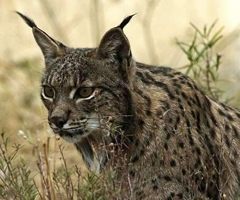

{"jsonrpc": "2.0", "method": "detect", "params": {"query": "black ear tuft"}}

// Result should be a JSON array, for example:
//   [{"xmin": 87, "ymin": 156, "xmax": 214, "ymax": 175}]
[
  {"xmin": 17, "ymin": 11, "xmax": 66, "ymax": 64},
  {"xmin": 118, "ymin": 14, "xmax": 136, "ymax": 30},
  {"xmin": 16, "ymin": 11, "xmax": 37, "ymax": 28}
]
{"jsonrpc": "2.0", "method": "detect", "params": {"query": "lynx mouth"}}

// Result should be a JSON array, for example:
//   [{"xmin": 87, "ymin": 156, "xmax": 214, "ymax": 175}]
[
  {"xmin": 59, "ymin": 129, "xmax": 84, "ymax": 137},
  {"xmin": 50, "ymin": 126, "xmax": 87, "ymax": 143},
  {"xmin": 58, "ymin": 129, "xmax": 90, "ymax": 144},
  {"xmin": 51, "ymin": 125, "xmax": 100, "ymax": 144},
  {"xmin": 61, "ymin": 127, "xmax": 84, "ymax": 135}
]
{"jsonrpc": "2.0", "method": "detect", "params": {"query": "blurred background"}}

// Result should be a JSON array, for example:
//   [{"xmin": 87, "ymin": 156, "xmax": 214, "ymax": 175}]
[{"xmin": 1, "ymin": 0, "xmax": 240, "ymax": 171}]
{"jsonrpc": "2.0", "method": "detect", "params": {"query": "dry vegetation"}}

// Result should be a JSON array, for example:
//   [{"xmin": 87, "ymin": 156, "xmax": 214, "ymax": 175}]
[{"xmin": 1, "ymin": 0, "xmax": 240, "ymax": 199}]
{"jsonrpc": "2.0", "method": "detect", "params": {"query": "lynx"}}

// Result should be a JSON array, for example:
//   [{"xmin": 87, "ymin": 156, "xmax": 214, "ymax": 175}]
[{"xmin": 18, "ymin": 12, "xmax": 240, "ymax": 199}]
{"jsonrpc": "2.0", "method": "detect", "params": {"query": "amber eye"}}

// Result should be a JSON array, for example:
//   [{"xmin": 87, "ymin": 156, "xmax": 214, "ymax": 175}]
[
  {"xmin": 43, "ymin": 86, "xmax": 55, "ymax": 98},
  {"xmin": 76, "ymin": 87, "xmax": 94, "ymax": 99}
]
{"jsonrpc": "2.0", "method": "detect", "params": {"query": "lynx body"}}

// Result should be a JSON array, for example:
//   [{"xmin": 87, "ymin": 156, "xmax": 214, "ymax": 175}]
[{"xmin": 18, "ymin": 12, "xmax": 240, "ymax": 199}]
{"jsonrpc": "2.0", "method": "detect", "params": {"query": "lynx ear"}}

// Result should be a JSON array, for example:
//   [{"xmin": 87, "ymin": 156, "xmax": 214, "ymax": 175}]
[
  {"xmin": 97, "ymin": 15, "xmax": 135, "ymax": 64},
  {"xmin": 16, "ymin": 12, "xmax": 65, "ymax": 65}
]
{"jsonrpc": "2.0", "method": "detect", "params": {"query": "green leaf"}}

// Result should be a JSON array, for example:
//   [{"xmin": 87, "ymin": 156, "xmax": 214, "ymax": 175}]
[
  {"xmin": 207, "ymin": 19, "xmax": 219, "ymax": 37},
  {"xmin": 209, "ymin": 26, "xmax": 224, "ymax": 46},
  {"xmin": 188, "ymin": 31, "xmax": 198, "ymax": 53},
  {"xmin": 190, "ymin": 22, "xmax": 204, "ymax": 37}
]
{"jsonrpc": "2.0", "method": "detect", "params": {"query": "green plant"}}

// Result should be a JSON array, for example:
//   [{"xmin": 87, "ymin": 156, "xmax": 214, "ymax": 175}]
[{"xmin": 177, "ymin": 20, "xmax": 225, "ymax": 100}]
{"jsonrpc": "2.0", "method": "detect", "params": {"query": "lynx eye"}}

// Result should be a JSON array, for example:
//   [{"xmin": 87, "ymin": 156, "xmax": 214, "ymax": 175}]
[
  {"xmin": 43, "ymin": 86, "xmax": 55, "ymax": 98},
  {"xmin": 75, "ymin": 87, "xmax": 94, "ymax": 99}
]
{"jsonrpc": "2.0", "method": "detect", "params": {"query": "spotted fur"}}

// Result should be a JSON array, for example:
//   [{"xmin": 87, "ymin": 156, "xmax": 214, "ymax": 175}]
[{"xmin": 18, "ymin": 12, "xmax": 240, "ymax": 199}]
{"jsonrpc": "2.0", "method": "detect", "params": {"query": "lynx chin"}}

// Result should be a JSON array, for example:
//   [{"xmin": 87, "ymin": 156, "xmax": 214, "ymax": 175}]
[{"xmin": 18, "ymin": 12, "xmax": 240, "ymax": 199}]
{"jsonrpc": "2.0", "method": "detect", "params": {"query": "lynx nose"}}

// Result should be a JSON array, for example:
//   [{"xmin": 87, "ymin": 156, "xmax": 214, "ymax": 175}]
[{"xmin": 50, "ymin": 116, "xmax": 67, "ymax": 129}]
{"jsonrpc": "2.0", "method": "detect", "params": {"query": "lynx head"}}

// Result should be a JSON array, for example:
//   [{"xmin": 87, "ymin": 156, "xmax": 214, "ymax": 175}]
[{"xmin": 17, "ymin": 12, "xmax": 136, "ymax": 171}]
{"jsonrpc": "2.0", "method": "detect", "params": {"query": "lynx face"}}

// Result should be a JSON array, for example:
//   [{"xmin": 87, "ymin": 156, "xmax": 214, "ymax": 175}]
[
  {"xmin": 17, "ymin": 12, "xmax": 135, "ymax": 171},
  {"xmin": 40, "ymin": 49, "xmax": 131, "ymax": 144}
]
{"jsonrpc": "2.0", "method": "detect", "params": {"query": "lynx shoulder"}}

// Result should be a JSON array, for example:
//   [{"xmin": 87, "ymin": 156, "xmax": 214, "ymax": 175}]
[{"xmin": 17, "ymin": 12, "xmax": 240, "ymax": 199}]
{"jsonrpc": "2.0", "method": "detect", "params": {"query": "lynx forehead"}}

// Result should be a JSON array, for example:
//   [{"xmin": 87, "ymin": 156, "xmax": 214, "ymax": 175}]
[
  {"xmin": 42, "ymin": 50, "xmax": 119, "ymax": 87},
  {"xmin": 18, "ymin": 11, "xmax": 240, "ymax": 199}
]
